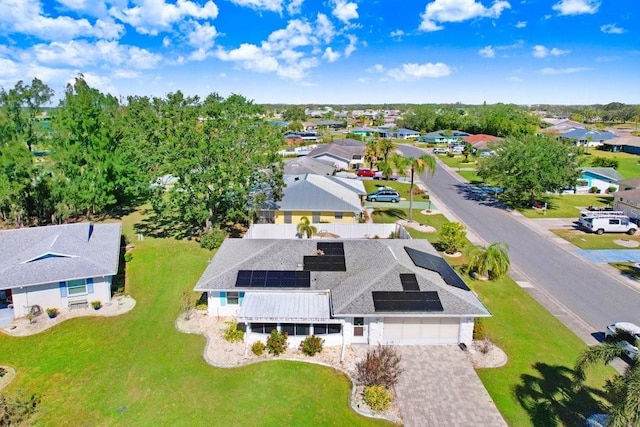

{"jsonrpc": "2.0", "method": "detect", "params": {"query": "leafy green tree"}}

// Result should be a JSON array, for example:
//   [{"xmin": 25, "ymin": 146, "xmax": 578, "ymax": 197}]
[
  {"xmin": 155, "ymin": 93, "xmax": 284, "ymax": 234},
  {"xmin": 296, "ymin": 216, "xmax": 317, "ymax": 238},
  {"xmin": 438, "ymin": 222, "xmax": 467, "ymax": 254},
  {"xmin": 0, "ymin": 141, "xmax": 34, "ymax": 226},
  {"xmin": 282, "ymin": 106, "xmax": 306, "ymax": 122},
  {"xmin": 477, "ymin": 104, "xmax": 538, "ymax": 137},
  {"xmin": 591, "ymin": 157, "xmax": 619, "ymax": 169},
  {"xmin": 477, "ymin": 135, "xmax": 581, "ymax": 206},
  {"xmin": 286, "ymin": 120, "xmax": 304, "ymax": 132},
  {"xmin": 466, "ymin": 242, "xmax": 510, "ymax": 280},
  {"xmin": 397, "ymin": 105, "xmax": 436, "ymax": 133},
  {"xmin": 573, "ymin": 329, "xmax": 640, "ymax": 426}
]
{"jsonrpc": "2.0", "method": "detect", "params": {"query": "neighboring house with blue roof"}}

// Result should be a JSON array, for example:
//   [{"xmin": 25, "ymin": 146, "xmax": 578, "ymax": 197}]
[
  {"xmin": 393, "ymin": 128, "xmax": 420, "ymax": 140},
  {"xmin": 258, "ymin": 174, "xmax": 365, "ymax": 224},
  {"xmin": 0, "ymin": 223, "xmax": 121, "ymax": 320},
  {"xmin": 419, "ymin": 130, "xmax": 470, "ymax": 143},
  {"xmin": 577, "ymin": 167, "xmax": 624, "ymax": 193},
  {"xmin": 559, "ymin": 128, "xmax": 617, "ymax": 147},
  {"xmin": 193, "ymin": 239, "xmax": 490, "ymax": 350}
]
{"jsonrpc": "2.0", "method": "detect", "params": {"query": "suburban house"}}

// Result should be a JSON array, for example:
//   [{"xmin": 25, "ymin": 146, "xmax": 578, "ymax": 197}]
[
  {"xmin": 307, "ymin": 140, "xmax": 365, "ymax": 170},
  {"xmin": 462, "ymin": 134, "xmax": 499, "ymax": 150},
  {"xmin": 350, "ymin": 127, "xmax": 390, "ymax": 138},
  {"xmin": 0, "ymin": 222, "xmax": 121, "ymax": 321},
  {"xmin": 393, "ymin": 128, "xmax": 421, "ymax": 140},
  {"xmin": 576, "ymin": 167, "xmax": 624, "ymax": 193},
  {"xmin": 284, "ymin": 156, "xmax": 336, "ymax": 176},
  {"xmin": 257, "ymin": 174, "xmax": 365, "ymax": 224},
  {"xmin": 558, "ymin": 128, "xmax": 617, "ymax": 147},
  {"xmin": 314, "ymin": 119, "xmax": 347, "ymax": 130},
  {"xmin": 539, "ymin": 118, "xmax": 584, "ymax": 134},
  {"xmin": 419, "ymin": 130, "xmax": 470, "ymax": 144},
  {"xmin": 284, "ymin": 131, "xmax": 318, "ymax": 145},
  {"xmin": 614, "ymin": 189, "xmax": 640, "ymax": 220},
  {"xmin": 194, "ymin": 239, "xmax": 490, "ymax": 352},
  {"xmin": 602, "ymin": 134, "xmax": 640, "ymax": 155}
]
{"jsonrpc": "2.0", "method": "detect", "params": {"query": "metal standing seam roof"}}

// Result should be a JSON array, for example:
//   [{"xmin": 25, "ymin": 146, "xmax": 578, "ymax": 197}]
[
  {"xmin": 0, "ymin": 222, "xmax": 122, "ymax": 289},
  {"xmin": 238, "ymin": 291, "xmax": 332, "ymax": 322},
  {"xmin": 194, "ymin": 239, "xmax": 490, "ymax": 318}
]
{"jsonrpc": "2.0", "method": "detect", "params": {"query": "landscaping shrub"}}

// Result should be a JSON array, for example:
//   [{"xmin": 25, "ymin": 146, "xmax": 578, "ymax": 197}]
[
  {"xmin": 182, "ymin": 291, "xmax": 194, "ymax": 320},
  {"xmin": 478, "ymin": 338, "xmax": 493, "ymax": 355},
  {"xmin": 355, "ymin": 344, "xmax": 403, "ymax": 388},
  {"xmin": 0, "ymin": 367, "xmax": 6, "ymax": 377},
  {"xmin": 438, "ymin": 222, "xmax": 467, "ymax": 254},
  {"xmin": 363, "ymin": 385, "xmax": 393, "ymax": 413},
  {"xmin": 223, "ymin": 320, "xmax": 244, "ymax": 343},
  {"xmin": 607, "ymin": 186, "xmax": 617, "ymax": 193},
  {"xmin": 195, "ymin": 303, "xmax": 208, "ymax": 311},
  {"xmin": 589, "ymin": 186, "xmax": 599, "ymax": 194},
  {"xmin": 124, "ymin": 252, "xmax": 133, "ymax": 262},
  {"xmin": 251, "ymin": 341, "xmax": 265, "ymax": 356},
  {"xmin": 45, "ymin": 307, "xmax": 59, "ymax": 318},
  {"xmin": 0, "ymin": 392, "xmax": 40, "ymax": 425},
  {"xmin": 473, "ymin": 318, "xmax": 487, "ymax": 340},
  {"xmin": 411, "ymin": 187, "xmax": 424, "ymax": 195},
  {"xmin": 266, "ymin": 329, "xmax": 288, "ymax": 356},
  {"xmin": 199, "ymin": 228, "xmax": 227, "ymax": 250},
  {"xmin": 299, "ymin": 335, "xmax": 324, "ymax": 356}
]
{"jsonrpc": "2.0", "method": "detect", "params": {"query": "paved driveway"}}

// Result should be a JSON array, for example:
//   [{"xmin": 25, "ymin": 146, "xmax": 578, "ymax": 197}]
[{"xmin": 395, "ymin": 346, "xmax": 506, "ymax": 426}]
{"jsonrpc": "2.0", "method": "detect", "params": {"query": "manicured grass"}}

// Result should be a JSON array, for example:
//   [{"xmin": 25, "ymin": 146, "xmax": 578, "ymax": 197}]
[
  {"xmin": 518, "ymin": 195, "xmax": 614, "ymax": 218},
  {"xmin": 551, "ymin": 228, "xmax": 640, "ymax": 249},
  {"xmin": 584, "ymin": 149, "xmax": 640, "ymax": 179},
  {"xmin": 610, "ymin": 262, "xmax": 640, "ymax": 280},
  {"xmin": 458, "ymin": 170, "xmax": 484, "ymax": 184},
  {"xmin": 437, "ymin": 154, "xmax": 475, "ymax": 168},
  {"xmin": 370, "ymin": 208, "xmax": 617, "ymax": 425},
  {"xmin": 0, "ymin": 212, "xmax": 388, "ymax": 426},
  {"xmin": 369, "ymin": 208, "xmax": 447, "ymax": 243},
  {"xmin": 363, "ymin": 180, "xmax": 431, "ymax": 202}
]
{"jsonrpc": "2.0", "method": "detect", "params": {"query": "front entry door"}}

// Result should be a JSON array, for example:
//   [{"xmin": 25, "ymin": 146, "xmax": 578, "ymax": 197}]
[{"xmin": 352, "ymin": 317, "xmax": 368, "ymax": 344}]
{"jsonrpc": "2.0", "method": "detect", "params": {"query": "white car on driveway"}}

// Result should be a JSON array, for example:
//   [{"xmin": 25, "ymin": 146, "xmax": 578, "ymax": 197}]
[{"xmin": 605, "ymin": 322, "xmax": 640, "ymax": 359}]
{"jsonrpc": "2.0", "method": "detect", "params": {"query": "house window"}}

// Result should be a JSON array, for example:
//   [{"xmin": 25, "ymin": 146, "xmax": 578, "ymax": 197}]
[
  {"xmin": 312, "ymin": 212, "xmax": 320, "ymax": 223},
  {"xmin": 251, "ymin": 323, "xmax": 277, "ymax": 334},
  {"xmin": 334, "ymin": 211, "xmax": 343, "ymax": 220},
  {"xmin": 284, "ymin": 212, "xmax": 292, "ymax": 224},
  {"xmin": 353, "ymin": 317, "xmax": 364, "ymax": 337},
  {"xmin": 281, "ymin": 323, "xmax": 310, "ymax": 336},
  {"xmin": 313, "ymin": 323, "xmax": 341, "ymax": 335},
  {"xmin": 227, "ymin": 292, "xmax": 239, "ymax": 305},
  {"xmin": 67, "ymin": 279, "xmax": 87, "ymax": 295}
]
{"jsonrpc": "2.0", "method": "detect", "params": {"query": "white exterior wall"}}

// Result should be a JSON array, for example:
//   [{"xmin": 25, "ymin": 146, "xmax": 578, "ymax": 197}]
[
  {"xmin": 459, "ymin": 317, "xmax": 474, "ymax": 346},
  {"xmin": 10, "ymin": 276, "xmax": 112, "ymax": 318},
  {"xmin": 368, "ymin": 317, "xmax": 385, "ymax": 344},
  {"xmin": 245, "ymin": 223, "xmax": 405, "ymax": 240},
  {"xmin": 245, "ymin": 325, "xmax": 344, "ymax": 348},
  {"xmin": 206, "ymin": 291, "xmax": 241, "ymax": 317}
]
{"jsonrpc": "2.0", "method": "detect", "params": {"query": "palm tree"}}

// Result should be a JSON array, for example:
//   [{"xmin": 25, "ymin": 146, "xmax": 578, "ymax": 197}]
[
  {"xmin": 296, "ymin": 216, "xmax": 317, "ymax": 238},
  {"xmin": 466, "ymin": 242, "xmax": 510, "ymax": 280},
  {"xmin": 377, "ymin": 139, "xmax": 396, "ymax": 162},
  {"xmin": 364, "ymin": 140, "xmax": 379, "ymax": 168},
  {"xmin": 574, "ymin": 330, "xmax": 640, "ymax": 426},
  {"xmin": 397, "ymin": 154, "xmax": 436, "ymax": 222}
]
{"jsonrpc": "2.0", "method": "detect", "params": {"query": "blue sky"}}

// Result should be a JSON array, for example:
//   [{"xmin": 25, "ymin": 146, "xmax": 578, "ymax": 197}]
[{"xmin": 0, "ymin": 0, "xmax": 637, "ymax": 105}]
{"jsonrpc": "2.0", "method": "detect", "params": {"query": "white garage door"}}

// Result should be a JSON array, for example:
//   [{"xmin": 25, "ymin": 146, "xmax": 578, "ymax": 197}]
[{"xmin": 383, "ymin": 317, "xmax": 460, "ymax": 344}]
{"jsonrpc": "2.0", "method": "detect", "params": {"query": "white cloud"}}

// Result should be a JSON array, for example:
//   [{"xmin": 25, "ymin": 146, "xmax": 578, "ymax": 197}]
[
  {"xmin": 79, "ymin": 72, "xmax": 118, "ymax": 94},
  {"xmin": 216, "ymin": 43, "xmax": 280, "ymax": 73},
  {"xmin": 419, "ymin": 0, "xmax": 511, "ymax": 32},
  {"xmin": 332, "ymin": 0, "xmax": 358, "ymax": 24},
  {"xmin": 109, "ymin": 0, "xmax": 219, "ymax": 36},
  {"xmin": 227, "ymin": 0, "xmax": 283, "ymax": 12},
  {"xmin": 323, "ymin": 47, "xmax": 340, "ymax": 63},
  {"xmin": 263, "ymin": 19, "xmax": 313, "ymax": 52},
  {"xmin": 390, "ymin": 29, "xmax": 404, "ymax": 38},
  {"xmin": 600, "ymin": 24, "xmax": 625, "ymax": 34},
  {"xmin": 532, "ymin": 45, "xmax": 570, "ymax": 58},
  {"xmin": 596, "ymin": 56, "xmax": 620, "ymax": 63},
  {"xmin": 540, "ymin": 67, "xmax": 589, "ymax": 75},
  {"xmin": 515, "ymin": 21, "xmax": 527, "ymax": 28},
  {"xmin": 357, "ymin": 77, "xmax": 370, "ymax": 83},
  {"xmin": 366, "ymin": 64, "xmax": 385, "ymax": 73},
  {"xmin": 287, "ymin": 0, "xmax": 304, "ymax": 14},
  {"xmin": 315, "ymin": 13, "xmax": 335, "ymax": 43},
  {"xmin": 387, "ymin": 62, "xmax": 451, "ymax": 80},
  {"xmin": 113, "ymin": 69, "xmax": 141, "ymax": 79},
  {"xmin": 508, "ymin": 76, "xmax": 523, "ymax": 82},
  {"xmin": 552, "ymin": 0, "xmax": 599, "ymax": 15},
  {"xmin": 479, "ymin": 45, "xmax": 495, "ymax": 58},
  {"xmin": 344, "ymin": 34, "xmax": 357, "ymax": 57},
  {"xmin": 186, "ymin": 21, "xmax": 218, "ymax": 51},
  {"xmin": 32, "ymin": 40, "xmax": 162, "ymax": 69},
  {"xmin": 163, "ymin": 37, "xmax": 172, "ymax": 47}
]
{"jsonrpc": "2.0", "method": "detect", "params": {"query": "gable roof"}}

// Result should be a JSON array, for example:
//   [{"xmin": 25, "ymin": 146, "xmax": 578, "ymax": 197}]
[
  {"xmin": 308, "ymin": 142, "xmax": 365, "ymax": 163},
  {"xmin": 194, "ymin": 239, "xmax": 490, "ymax": 318},
  {"xmin": 462, "ymin": 134, "xmax": 499, "ymax": 143},
  {"xmin": 580, "ymin": 167, "xmax": 624, "ymax": 182},
  {"xmin": 264, "ymin": 174, "xmax": 364, "ymax": 213},
  {"xmin": 0, "ymin": 222, "xmax": 122, "ymax": 289},
  {"xmin": 560, "ymin": 128, "xmax": 617, "ymax": 141},
  {"xmin": 284, "ymin": 156, "xmax": 336, "ymax": 176}
]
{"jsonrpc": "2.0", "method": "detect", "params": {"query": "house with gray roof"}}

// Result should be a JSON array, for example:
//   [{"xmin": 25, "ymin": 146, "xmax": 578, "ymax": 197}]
[
  {"xmin": 284, "ymin": 156, "xmax": 336, "ymax": 176},
  {"xmin": 393, "ymin": 128, "xmax": 420, "ymax": 140},
  {"xmin": 194, "ymin": 239, "xmax": 490, "ymax": 350},
  {"xmin": 307, "ymin": 140, "xmax": 365, "ymax": 170},
  {"xmin": 559, "ymin": 128, "xmax": 617, "ymax": 147},
  {"xmin": 257, "ymin": 174, "xmax": 365, "ymax": 224},
  {"xmin": 0, "ymin": 222, "xmax": 122, "ymax": 322},
  {"xmin": 577, "ymin": 167, "xmax": 624, "ymax": 194}
]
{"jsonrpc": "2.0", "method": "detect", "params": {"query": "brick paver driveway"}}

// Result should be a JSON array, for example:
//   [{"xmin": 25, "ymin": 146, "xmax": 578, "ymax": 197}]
[{"xmin": 395, "ymin": 346, "xmax": 506, "ymax": 426}]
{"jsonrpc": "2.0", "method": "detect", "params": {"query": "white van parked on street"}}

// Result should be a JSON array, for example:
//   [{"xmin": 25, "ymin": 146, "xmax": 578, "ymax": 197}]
[{"xmin": 579, "ymin": 214, "xmax": 637, "ymax": 235}]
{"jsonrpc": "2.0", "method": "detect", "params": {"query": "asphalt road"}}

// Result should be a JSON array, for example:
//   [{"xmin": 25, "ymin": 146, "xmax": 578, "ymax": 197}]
[{"xmin": 398, "ymin": 145, "xmax": 640, "ymax": 335}]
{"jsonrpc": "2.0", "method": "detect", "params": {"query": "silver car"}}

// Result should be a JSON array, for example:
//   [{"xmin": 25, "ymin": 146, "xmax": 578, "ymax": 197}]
[{"xmin": 605, "ymin": 322, "xmax": 640, "ymax": 359}]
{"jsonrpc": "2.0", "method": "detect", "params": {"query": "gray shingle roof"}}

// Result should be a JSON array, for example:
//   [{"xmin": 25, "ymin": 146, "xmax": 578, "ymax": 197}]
[
  {"xmin": 0, "ymin": 222, "xmax": 122, "ymax": 289},
  {"xmin": 194, "ymin": 239, "xmax": 490, "ymax": 318},
  {"xmin": 284, "ymin": 156, "xmax": 336, "ymax": 176}
]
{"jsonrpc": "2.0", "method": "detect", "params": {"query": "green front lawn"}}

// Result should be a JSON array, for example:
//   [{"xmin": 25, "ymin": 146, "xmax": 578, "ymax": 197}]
[
  {"xmin": 363, "ymin": 180, "xmax": 430, "ymax": 202},
  {"xmin": 585, "ymin": 149, "xmax": 640, "ymax": 178},
  {"xmin": 0, "ymin": 212, "xmax": 387, "ymax": 426},
  {"xmin": 371, "ymin": 207, "xmax": 616, "ymax": 425},
  {"xmin": 518, "ymin": 194, "xmax": 614, "ymax": 218},
  {"xmin": 551, "ymin": 228, "xmax": 640, "ymax": 249}
]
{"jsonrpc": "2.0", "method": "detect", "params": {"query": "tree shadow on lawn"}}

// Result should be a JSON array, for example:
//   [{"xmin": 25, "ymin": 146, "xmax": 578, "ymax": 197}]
[
  {"xmin": 371, "ymin": 208, "xmax": 406, "ymax": 220},
  {"xmin": 514, "ymin": 362, "xmax": 609, "ymax": 427},
  {"xmin": 133, "ymin": 207, "xmax": 197, "ymax": 240}
]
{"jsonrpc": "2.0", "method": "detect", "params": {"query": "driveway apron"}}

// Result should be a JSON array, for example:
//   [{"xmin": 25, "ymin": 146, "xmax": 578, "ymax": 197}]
[{"xmin": 395, "ymin": 346, "xmax": 506, "ymax": 427}]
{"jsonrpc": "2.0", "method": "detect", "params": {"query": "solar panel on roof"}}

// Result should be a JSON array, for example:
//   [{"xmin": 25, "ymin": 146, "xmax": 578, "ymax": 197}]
[
  {"xmin": 303, "ymin": 255, "xmax": 346, "ymax": 271},
  {"xmin": 404, "ymin": 246, "xmax": 470, "ymax": 291},
  {"xmin": 317, "ymin": 242, "xmax": 345, "ymax": 256},
  {"xmin": 399, "ymin": 274, "xmax": 420, "ymax": 291},
  {"xmin": 372, "ymin": 291, "xmax": 443, "ymax": 312},
  {"xmin": 235, "ymin": 270, "xmax": 310, "ymax": 288}
]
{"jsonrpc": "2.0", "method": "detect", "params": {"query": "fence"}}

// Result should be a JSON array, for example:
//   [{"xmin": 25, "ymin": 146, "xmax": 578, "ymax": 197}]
[{"xmin": 244, "ymin": 223, "xmax": 410, "ymax": 239}]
